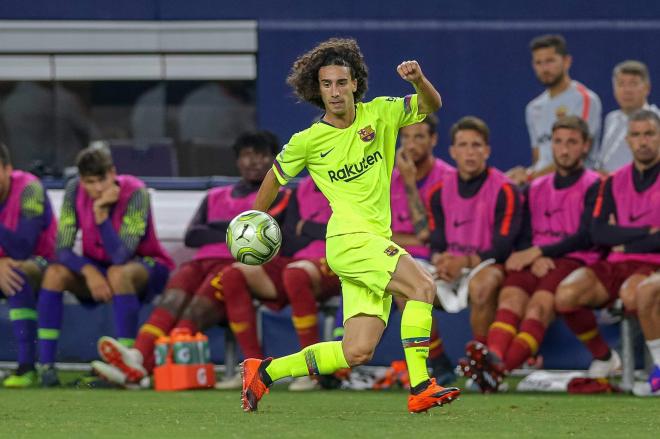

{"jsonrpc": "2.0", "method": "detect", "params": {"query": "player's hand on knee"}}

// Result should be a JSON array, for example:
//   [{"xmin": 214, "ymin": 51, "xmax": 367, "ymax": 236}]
[
  {"xmin": 506, "ymin": 247, "xmax": 541, "ymax": 272},
  {"xmin": 85, "ymin": 270, "xmax": 113, "ymax": 302},
  {"xmin": 0, "ymin": 257, "xmax": 23, "ymax": 296},
  {"xmin": 531, "ymin": 257, "xmax": 555, "ymax": 278}
]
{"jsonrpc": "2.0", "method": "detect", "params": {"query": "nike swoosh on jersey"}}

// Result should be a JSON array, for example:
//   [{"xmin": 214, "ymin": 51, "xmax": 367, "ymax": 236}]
[
  {"xmin": 544, "ymin": 208, "xmax": 564, "ymax": 217},
  {"xmin": 320, "ymin": 147, "xmax": 335, "ymax": 158},
  {"xmin": 453, "ymin": 219, "xmax": 472, "ymax": 228},
  {"xmin": 629, "ymin": 210, "xmax": 651, "ymax": 223}
]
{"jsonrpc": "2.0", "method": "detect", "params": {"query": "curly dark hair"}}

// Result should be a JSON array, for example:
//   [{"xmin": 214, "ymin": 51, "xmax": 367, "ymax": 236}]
[{"xmin": 287, "ymin": 38, "xmax": 369, "ymax": 109}]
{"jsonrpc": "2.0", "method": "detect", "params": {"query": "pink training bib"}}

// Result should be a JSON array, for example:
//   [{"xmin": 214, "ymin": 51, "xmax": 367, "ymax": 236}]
[
  {"xmin": 608, "ymin": 163, "xmax": 660, "ymax": 264},
  {"xmin": 529, "ymin": 170, "xmax": 601, "ymax": 264}
]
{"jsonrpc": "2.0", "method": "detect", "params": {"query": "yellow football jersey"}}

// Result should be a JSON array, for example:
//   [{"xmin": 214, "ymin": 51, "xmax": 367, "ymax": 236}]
[{"xmin": 272, "ymin": 94, "xmax": 425, "ymax": 238}]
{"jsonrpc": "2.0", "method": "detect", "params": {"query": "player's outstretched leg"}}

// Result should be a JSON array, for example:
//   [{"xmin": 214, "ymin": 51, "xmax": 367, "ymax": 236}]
[{"xmin": 241, "ymin": 340, "xmax": 349, "ymax": 412}]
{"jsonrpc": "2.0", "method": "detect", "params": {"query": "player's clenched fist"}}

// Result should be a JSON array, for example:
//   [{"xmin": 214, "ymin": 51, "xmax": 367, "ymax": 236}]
[{"xmin": 397, "ymin": 60, "xmax": 424, "ymax": 83}]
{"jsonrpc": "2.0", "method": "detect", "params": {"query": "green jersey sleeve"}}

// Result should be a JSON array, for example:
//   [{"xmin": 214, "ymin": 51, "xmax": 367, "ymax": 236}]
[
  {"xmin": 20, "ymin": 181, "xmax": 45, "ymax": 218},
  {"xmin": 56, "ymin": 179, "xmax": 79, "ymax": 250},
  {"xmin": 372, "ymin": 94, "xmax": 426, "ymax": 128},
  {"xmin": 272, "ymin": 132, "xmax": 307, "ymax": 185},
  {"xmin": 118, "ymin": 188, "xmax": 149, "ymax": 253}
]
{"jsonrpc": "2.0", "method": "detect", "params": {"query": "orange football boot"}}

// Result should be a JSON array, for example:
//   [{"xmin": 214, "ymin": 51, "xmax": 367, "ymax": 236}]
[
  {"xmin": 407, "ymin": 378, "xmax": 461, "ymax": 413},
  {"xmin": 240, "ymin": 358, "xmax": 272, "ymax": 412}
]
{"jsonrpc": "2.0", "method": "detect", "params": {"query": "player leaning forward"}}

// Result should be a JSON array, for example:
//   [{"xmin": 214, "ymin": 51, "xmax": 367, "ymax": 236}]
[{"xmin": 241, "ymin": 38, "xmax": 461, "ymax": 413}]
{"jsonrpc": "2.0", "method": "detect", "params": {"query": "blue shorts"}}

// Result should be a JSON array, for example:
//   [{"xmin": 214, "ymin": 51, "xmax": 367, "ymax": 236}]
[{"xmin": 75, "ymin": 256, "xmax": 170, "ymax": 305}]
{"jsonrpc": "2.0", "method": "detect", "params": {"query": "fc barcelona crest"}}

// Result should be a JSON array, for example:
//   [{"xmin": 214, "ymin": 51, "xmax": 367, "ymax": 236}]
[
  {"xmin": 384, "ymin": 245, "xmax": 399, "ymax": 257},
  {"xmin": 358, "ymin": 125, "xmax": 376, "ymax": 142},
  {"xmin": 555, "ymin": 105, "xmax": 568, "ymax": 119}
]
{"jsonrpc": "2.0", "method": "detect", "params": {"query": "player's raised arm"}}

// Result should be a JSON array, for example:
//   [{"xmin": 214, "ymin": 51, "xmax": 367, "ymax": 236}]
[
  {"xmin": 397, "ymin": 60, "xmax": 441, "ymax": 115},
  {"xmin": 253, "ymin": 168, "xmax": 282, "ymax": 212}
]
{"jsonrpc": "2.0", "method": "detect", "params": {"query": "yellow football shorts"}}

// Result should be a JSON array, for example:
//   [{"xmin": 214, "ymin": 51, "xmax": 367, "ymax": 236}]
[{"xmin": 326, "ymin": 232, "xmax": 407, "ymax": 326}]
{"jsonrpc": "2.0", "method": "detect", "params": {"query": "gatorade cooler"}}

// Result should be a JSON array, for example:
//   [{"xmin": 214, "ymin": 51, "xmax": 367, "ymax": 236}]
[{"xmin": 153, "ymin": 328, "xmax": 216, "ymax": 391}]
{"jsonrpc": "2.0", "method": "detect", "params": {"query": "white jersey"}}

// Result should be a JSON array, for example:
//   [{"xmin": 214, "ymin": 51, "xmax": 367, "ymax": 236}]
[
  {"xmin": 526, "ymin": 80, "xmax": 602, "ymax": 171},
  {"xmin": 594, "ymin": 103, "xmax": 660, "ymax": 173}
]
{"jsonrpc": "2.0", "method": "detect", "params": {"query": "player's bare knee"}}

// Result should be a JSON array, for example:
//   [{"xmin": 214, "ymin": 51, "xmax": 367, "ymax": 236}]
[
  {"xmin": 229, "ymin": 262, "xmax": 248, "ymax": 273},
  {"xmin": 414, "ymin": 274, "xmax": 435, "ymax": 304},
  {"xmin": 343, "ymin": 344, "xmax": 375, "ymax": 366},
  {"xmin": 499, "ymin": 301, "xmax": 523, "ymax": 317},
  {"xmin": 555, "ymin": 283, "xmax": 581, "ymax": 312},
  {"xmin": 107, "ymin": 265, "xmax": 135, "ymax": 292},
  {"xmin": 187, "ymin": 297, "xmax": 221, "ymax": 330},
  {"xmin": 17, "ymin": 261, "xmax": 42, "ymax": 289},
  {"xmin": 526, "ymin": 303, "xmax": 551, "ymax": 323},
  {"xmin": 636, "ymin": 282, "xmax": 659, "ymax": 317},
  {"xmin": 18, "ymin": 260, "xmax": 37, "ymax": 277},
  {"xmin": 498, "ymin": 289, "xmax": 526, "ymax": 315},
  {"xmin": 159, "ymin": 289, "xmax": 190, "ymax": 315},
  {"xmin": 41, "ymin": 264, "xmax": 71, "ymax": 291},
  {"xmin": 469, "ymin": 284, "xmax": 496, "ymax": 308}
]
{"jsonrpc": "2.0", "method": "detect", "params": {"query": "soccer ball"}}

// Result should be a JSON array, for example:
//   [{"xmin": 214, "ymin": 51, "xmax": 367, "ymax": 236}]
[{"xmin": 226, "ymin": 210, "xmax": 282, "ymax": 265}]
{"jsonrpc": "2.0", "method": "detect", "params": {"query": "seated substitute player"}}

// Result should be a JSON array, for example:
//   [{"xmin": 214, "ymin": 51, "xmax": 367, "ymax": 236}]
[
  {"xmin": 555, "ymin": 109, "xmax": 660, "ymax": 378},
  {"xmin": 390, "ymin": 115, "xmax": 456, "ymax": 384},
  {"xmin": 0, "ymin": 143, "xmax": 57, "ymax": 388},
  {"xmin": 242, "ymin": 38, "xmax": 461, "ymax": 413},
  {"xmin": 630, "ymin": 271, "xmax": 660, "ymax": 396},
  {"xmin": 428, "ymin": 116, "xmax": 522, "ymax": 349},
  {"xmin": 464, "ymin": 116, "xmax": 602, "ymax": 392},
  {"xmin": 35, "ymin": 146, "xmax": 174, "ymax": 386},
  {"xmin": 214, "ymin": 190, "xmax": 296, "ymax": 388},
  {"xmin": 278, "ymin": 175, "xmax": 341, "ymax": 391},
  {"xmin": 90, "ymin": 131, "xmax": 288, "ymax": 386}
]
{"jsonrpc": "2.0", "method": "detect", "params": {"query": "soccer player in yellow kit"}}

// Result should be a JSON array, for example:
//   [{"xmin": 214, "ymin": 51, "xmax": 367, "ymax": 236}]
[{"xmin": 242, "ymin": 38, "xmax": 461, "ymax": 413}]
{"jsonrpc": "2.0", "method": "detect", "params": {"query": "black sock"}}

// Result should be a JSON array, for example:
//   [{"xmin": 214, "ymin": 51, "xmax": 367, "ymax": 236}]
[
  {"xmin": 410, "ymin": 379, "xmax": 431, "ymax": 395},
  {"xmin": 258, "ymin": 358, "xmax": 273, "ymax": 387},
  {"xmin": 16, "ymin": 363, "xmax": 35, "ymax": 376}
]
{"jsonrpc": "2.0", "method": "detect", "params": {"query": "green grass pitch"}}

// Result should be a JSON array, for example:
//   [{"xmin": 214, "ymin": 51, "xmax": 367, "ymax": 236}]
[{"xmin": 1, "ymin": 378, "xmax": 659, "ymax": 439}]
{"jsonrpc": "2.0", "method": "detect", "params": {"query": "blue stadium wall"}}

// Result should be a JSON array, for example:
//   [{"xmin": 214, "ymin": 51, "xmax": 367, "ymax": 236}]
[{"xmin": 2, "ymin": 1, "xmax": 660, "ymax": 169}]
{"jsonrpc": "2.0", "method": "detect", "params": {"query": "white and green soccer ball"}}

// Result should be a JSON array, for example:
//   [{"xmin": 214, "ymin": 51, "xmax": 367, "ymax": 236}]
[{"xmin": 226, "ymin": 210, "xmax": 282, "ymax": 265}]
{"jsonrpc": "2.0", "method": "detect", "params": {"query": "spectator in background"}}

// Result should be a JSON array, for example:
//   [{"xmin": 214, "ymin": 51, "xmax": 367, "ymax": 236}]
[
  {"xmin": 594, "ymin": 60, "xmax": 660, "ymax": 173},
  {"xmin": 0, "ymin": 82, "xmax": 96, "ymax": 176},
  {"xmin": 554, "ymin": 109, "xmax": 660, "ymax": 379},
  {"xmin": 178, "ymin": 82, "xmax": 255, "ymax": 144},
  {"xmin": 35, "ymin": 146, "xmax": 174, "ymax": 386},
  {"xmin": 428, "ymin": 116, "xmax": 522, "ymax": 355},
  {"xmin": 131, "ymin": 83, "xmax": 167, "ymax": 141},
  {"xmin": 508, "ymin": 34, "xmax": 601, "ymax": 185},
  {"xmin": 0, "ymin": 143, "xmax": 57, "ymax": 388}
]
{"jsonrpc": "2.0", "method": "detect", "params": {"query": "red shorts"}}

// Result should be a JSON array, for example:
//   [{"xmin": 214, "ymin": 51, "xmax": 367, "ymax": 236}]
[
  {"xmin": 502, "ymin": 257, "xmax": 584, "ymax": 296},
  {"xmin": 589, "ymin": 259, "xmax": 660, "ymax": 303},
  {"xmin": 258, "ymin": 256, "xmax": 293, "ymax": 311},
  {"xmin": 302, "ymin": 257, "xmax": 342, "ymax": 301},
  {"xmin": 166, "ymin": 258, "xmax": 234, "ymax": 300}
]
